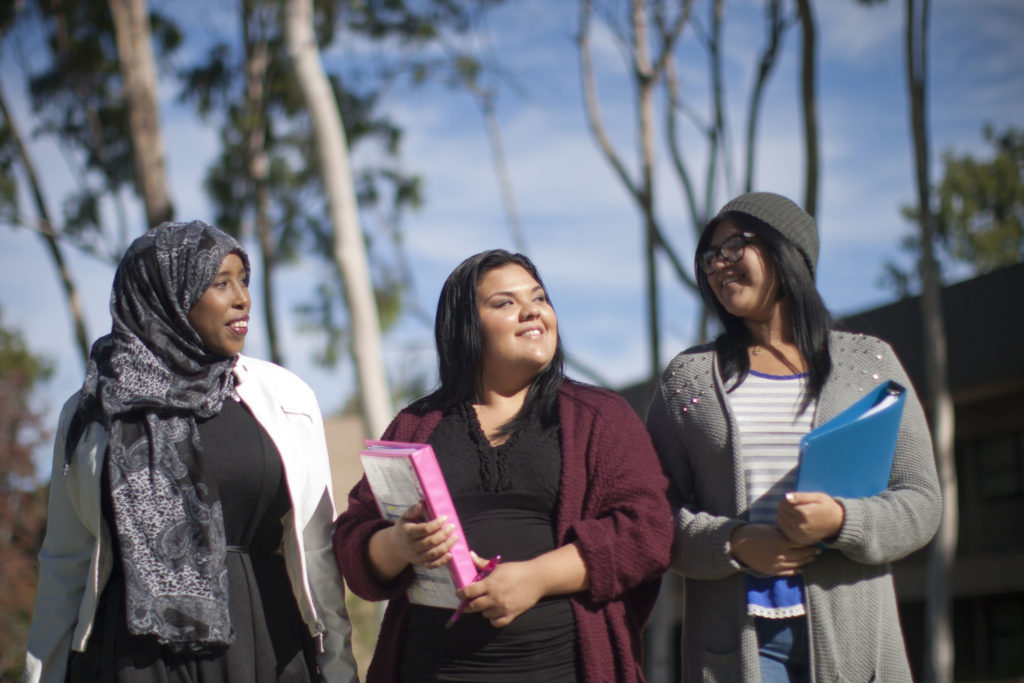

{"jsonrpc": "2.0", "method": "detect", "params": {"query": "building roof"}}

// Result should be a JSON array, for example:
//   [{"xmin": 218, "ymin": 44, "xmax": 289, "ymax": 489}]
[
  {"xmin": 614, "ymin": 262, "xmax": 1024, "ymax": 412},
  {"xmin": 834, "ymin": 261, "xmax": 1024, "ymax": 402}
]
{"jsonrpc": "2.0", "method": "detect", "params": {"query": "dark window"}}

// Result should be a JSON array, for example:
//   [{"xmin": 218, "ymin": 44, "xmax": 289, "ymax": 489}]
[{"xmin": 973, "ymin": 432, "xmax": 1024, "ymax": 501}]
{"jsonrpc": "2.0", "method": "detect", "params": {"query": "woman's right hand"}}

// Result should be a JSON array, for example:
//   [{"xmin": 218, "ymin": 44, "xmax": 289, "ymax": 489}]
[
  {"xmin": 367, "ymin": 502, "xmax": 458, "ymax": 582},
  {"xmin": 729, "ymin": 523, "xmax": 819, "ymax": 576}
]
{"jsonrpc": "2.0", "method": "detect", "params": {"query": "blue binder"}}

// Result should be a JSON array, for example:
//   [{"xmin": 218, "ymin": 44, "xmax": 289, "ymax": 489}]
[{"xmin": 796, "ymin": 380, "xmax": 906, "ymax": 498}]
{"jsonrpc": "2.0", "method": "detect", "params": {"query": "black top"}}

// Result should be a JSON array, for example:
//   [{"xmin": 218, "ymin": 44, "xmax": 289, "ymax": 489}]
[
  {"xmin": 400, "ymin": 403, "xmax": 578, "ymax": 682},
  {"xmin": 68, "ymin": 397, "xmax": 316, "ymax": 683}
]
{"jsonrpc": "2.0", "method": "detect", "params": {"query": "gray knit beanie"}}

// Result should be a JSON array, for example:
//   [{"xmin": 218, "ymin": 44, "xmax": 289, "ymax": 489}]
[{"xmin": 715, "ymin": 192, "xmax": 819, "ymax": 274}]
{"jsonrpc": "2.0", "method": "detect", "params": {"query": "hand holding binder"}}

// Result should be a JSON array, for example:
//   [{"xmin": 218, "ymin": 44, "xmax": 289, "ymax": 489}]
[
  {"xmin": 795, "ymin": 380, "xmax": 906, "ymax": 498},
  {"xmin": 359, "ymin": 440, "xmax": 476, "ymax": 609}
]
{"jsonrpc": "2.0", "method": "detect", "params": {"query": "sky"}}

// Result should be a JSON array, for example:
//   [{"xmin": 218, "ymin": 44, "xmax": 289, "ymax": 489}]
[{"xmin": 1, "ymin": 0, "xmax": 1022, "ymax": 473}]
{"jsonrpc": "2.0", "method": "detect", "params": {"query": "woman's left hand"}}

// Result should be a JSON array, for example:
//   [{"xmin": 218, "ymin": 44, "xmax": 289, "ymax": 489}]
[
  {"xmin": 456, "ymin": 555, "xmax": 543, "ymax": 628},
  {"xmin": 456, "ymin": 544, "xmax": 589, "ymax": 628},
  {"xmin": 776, "ymin": 491, "xmax": 845, "ymax": 545}
]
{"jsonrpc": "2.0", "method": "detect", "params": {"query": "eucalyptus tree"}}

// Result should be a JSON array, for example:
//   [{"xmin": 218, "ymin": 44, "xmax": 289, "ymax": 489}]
[
  {"xmin": 107, "ymin": 0, "xmax": 173, "ymax": 228},
  {"xmin": 0, "ymin": 312, "xmax": 52, "ymax": 678},
  {"xmin": 0, "ymin": 0, "xmax": 180, "ymax": 365},
  {"xmin": 177, "ymin": 0, "xmax": 426, "ymax": 367},
  {"xmin": 18, "ymin": 0, "xmax": 181, "ymax": 258}
]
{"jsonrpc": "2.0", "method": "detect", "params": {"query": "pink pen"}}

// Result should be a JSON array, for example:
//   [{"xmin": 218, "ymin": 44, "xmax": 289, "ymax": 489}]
[{"xmin": 446, "ymin": 554, "xmax": 501, "ymax": 629}]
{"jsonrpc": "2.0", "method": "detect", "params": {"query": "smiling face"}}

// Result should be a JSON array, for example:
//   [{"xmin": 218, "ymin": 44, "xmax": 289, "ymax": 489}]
[
  {"xmin": 704, "ymin": 220, "xmax": 781, "ymax": 324},
  {"xmin": 476, "ymin": 264, "xmax": 558, "ymax": 391},
  {"xmin": 187, "ymin": 252, "xmax": 251, "ymax": 357}
]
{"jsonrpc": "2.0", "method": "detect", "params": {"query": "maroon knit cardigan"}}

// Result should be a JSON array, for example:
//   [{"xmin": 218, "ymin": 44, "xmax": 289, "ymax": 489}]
[{"xmin": 333, "ymin": 382, "xmax": 672, "ymax": 682}]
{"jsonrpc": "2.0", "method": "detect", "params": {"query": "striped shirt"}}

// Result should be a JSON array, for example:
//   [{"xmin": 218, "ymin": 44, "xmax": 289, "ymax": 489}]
[
  {"xmin": 728, "ymin": 370, "xmax": 817, "ymax": 620},
  {"xmin": 728, "ymin": 371, "xmax": 815, "ymax": 524}
]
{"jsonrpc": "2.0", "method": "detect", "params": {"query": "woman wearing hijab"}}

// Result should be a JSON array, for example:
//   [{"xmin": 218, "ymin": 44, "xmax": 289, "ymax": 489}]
[
  {"xmin": 334, "ymin": 249, "xmax": 672, "ymax": 682},
  {"xmin": 646, "ymin": 193, "xmax": 941, "ymax": 681},
  {"xmin": 25, "ymin": 221, "xmax": 357, "ymax": 683}
]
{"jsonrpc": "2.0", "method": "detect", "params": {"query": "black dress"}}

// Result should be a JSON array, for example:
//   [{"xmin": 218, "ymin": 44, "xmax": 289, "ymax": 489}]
[
  {"xmin": 67, "ymin": 397, "xmax": 318, "ymax": 683},
  {"xmin": 399, "ymin": 402, "xmax": 579, "ymax": 682}
]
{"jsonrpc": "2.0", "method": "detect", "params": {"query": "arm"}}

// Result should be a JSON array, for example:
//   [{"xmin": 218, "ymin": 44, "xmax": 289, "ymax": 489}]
[
  {"xmin": 270, "ymin": 376, "xmax": 358, "ymax": 683},
  {"xmin": 334, "ymin": 474, "xmax": 424, "ymax": 602},
  {"xmin": 366, "ymin": 502, "xmax": 458, "ymax": 582},
  {"xmin": 729, "ymin": 522, "xmax": 820, "ymax": 575},
  {"xmin": 457, "ymin": 542, "xmax": 590, "ymax": 628},
  {"xmin": 820, "ymin": 345, "xmax": 942, "ymax": 564},
  {"xmin": 296, "ymin": 488, "xmax": 358, "ymax": 683},
  {"xmin": 563, "ymin": 394, "xmax": 673, "ymax": 606},
  {"xmin": 24, "ymin": 397, "xmax": 97, "ymax": 683},
  {"xmin": 645, "ymin": 383, "xmax": 747, "ymax": 580}
]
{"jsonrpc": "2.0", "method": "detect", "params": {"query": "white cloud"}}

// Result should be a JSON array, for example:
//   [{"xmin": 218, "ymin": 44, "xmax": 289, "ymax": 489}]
[{"xmin": 2, "ymin": 0, "xmax": 1021, "ymax": 465}]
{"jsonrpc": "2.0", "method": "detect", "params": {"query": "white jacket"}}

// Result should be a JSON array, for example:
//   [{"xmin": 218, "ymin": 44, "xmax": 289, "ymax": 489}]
[{"xmin": 24, "ymin": 355, "xmax": 357, "ymax": 683}]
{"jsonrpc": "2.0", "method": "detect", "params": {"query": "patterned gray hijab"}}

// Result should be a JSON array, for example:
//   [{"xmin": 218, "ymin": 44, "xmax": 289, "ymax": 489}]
[{"xmin": 66, "ymin": 220, "xmax": 250, "ymax": 653}]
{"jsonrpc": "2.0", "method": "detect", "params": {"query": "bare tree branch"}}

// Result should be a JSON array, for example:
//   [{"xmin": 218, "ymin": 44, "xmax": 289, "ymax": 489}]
[
  {"xmin": 743, "ymin": 0, "xmax": 788, "ymax": 193},
  {"xmin": 0, "ymin": 80, "xmax": 90, "ymax": 367},
  {"xmin": 577, "ymin": 0, "xmax": 641, "ymax": 203},
  {"xmin": 795, "ymin": 0, "xmax": 819, "ymax": 216}
]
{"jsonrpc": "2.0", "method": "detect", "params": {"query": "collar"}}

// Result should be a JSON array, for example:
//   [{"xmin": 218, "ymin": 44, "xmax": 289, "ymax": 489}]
[{"xmin": 232, "ymin": 355, "xmax": 251, "ymax": 385}]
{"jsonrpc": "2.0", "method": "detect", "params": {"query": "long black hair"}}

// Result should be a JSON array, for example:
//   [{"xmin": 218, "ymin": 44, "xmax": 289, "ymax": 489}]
[
  {"xmin": 697, "ymin": 211, "xmax": 832, "ymax": 410},
  {"xmin": 413, "ymin": 249, "xmax": 565, "ymax": 436}
]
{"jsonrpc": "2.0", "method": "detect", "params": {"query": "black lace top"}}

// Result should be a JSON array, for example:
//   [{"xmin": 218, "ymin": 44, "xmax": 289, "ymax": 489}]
[{"xmin": 399, "ymin": 402, "xmax": 578, "ymax": 682}]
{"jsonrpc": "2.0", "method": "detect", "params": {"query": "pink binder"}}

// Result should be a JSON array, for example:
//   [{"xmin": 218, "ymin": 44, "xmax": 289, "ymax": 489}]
[{"xmin": 360, "ymin": 440, "xmax": 477, "ymax": 596}]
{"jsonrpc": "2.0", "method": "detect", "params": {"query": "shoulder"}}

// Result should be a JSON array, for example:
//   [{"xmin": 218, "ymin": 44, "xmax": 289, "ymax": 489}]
[
  {"xmin": 234, "ymin": 355, "xmax": 319, "ymax": 409},
  {"xmin": 58, "ymin": 391, "xmax": 82, "ymax": 424},
  {"xmin": 654, "ymin": 341, "xmax": 717, "ymax": 401},
  {"xmin": 662, "ymin": 341, "xmax": 716, "ymax": 377},
  {"xmin": 235, "ymin": 354, "xmax": 311, "ymax": 391},
  {"xmin": 827, "ymin": 330, "xmax": 903, "ymax": 372},
  {"xmin": 382, "ymin": 402, "xmax": 443, "ymax": 441},
  {"xmin": 55, "ymin": 391, "xmax": 85, "ymax": 444},
  {"xmin": 558, "ymin": 380, "xmax": 638, "ymax": 422},
  {"xmin": 828, "ymin": 330, "xmax": 895, "ymax": 355}
]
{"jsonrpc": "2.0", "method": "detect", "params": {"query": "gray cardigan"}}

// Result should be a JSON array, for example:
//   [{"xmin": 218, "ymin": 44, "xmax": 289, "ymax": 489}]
[{"xmin": 646, "ymin": 331, "xmax": 941, "ymax": 682}]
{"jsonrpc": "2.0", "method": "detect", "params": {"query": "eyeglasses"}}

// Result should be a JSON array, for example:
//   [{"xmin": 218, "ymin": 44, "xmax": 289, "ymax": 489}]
[{"xmin": 698, "ymin": 232, "xmax": 756, "ymax": 275}]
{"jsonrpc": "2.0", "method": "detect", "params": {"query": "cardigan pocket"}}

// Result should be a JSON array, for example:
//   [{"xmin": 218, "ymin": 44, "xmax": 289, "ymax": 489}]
[{"xmin": 697, "ymin": 645, "xmax": 742, "ymax": 683}]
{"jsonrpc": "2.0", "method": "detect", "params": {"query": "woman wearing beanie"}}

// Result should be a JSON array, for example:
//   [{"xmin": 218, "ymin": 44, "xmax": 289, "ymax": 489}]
[
  {"xmin": 25, "ymin": 221, "xmax": 357, "ymax": 683},
  {"xmin": 646, "ymin": 192, "xmax": 941, "ymax": 681}
]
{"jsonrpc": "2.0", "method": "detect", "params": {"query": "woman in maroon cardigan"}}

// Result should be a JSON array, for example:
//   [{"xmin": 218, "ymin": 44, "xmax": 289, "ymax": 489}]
[{"xmin": 333, "ymin": 250, "xmax": 671, "ymax": 682}]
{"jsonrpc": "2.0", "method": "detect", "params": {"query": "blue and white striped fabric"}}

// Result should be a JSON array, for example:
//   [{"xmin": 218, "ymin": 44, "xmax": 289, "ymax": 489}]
[{"xmin": 727, "ymin": 370, "xmax": 816, "ymax": 618}]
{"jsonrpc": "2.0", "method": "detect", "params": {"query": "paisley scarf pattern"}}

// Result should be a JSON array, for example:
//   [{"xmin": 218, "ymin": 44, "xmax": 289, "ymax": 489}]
[{"xmin": 66, "ymin": 220, "xmax": 250, "ymax": 653}]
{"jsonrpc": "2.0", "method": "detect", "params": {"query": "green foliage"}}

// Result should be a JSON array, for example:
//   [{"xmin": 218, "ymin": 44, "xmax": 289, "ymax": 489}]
[
  {"xmin": 0, "ymin": 311, "xmax": 51, "ymax": 679},
  {"xmin": 7, "ymin": 0, "xmax": 183, "ymax": 259},
  {"xmin": 176, "ymin": 0, "xmax": 507, "ymax": 372},
  {"xmin": 0, "ymin": 118, "xmax": 19, "ymax": 226},
  {"xmin": 934, "ymin": 125, "xmax": 1024, "ymax": 271},
  {"xmin": 338, "ymin": 0, "xmax": 498, "ymax": 43},
  {"xmin": 0, "ymin": 309, "xmax": 52, "ymax": 485},
  {"xmin": 883, "ymin": 125, "xmax": 1024, "ymax": 295}
]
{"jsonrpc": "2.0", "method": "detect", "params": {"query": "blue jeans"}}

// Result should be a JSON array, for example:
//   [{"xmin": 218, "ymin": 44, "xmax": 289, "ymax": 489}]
[{"xmin": 755, "ymin": 616, "xmax": 810, "ymax": 683}]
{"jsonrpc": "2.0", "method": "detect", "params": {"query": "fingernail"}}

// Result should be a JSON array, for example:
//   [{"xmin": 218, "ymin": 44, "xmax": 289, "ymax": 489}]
[{"xmin": 785, "ymin": 492, "xmax": 796, "ymax": 502}]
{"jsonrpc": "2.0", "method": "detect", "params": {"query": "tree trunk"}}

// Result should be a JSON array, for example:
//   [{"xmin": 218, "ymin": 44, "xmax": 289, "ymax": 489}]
[
  {"xmin": 284, "ymin": 0, "xmax": 393, "ymax": 438},
  {"xmin": 905, "ymin": 1, "xmax": 957, "ymax": 681},
  {"xmin": 0, "ymin": 81, "xmax": 90, "ymax": 368},
  {"xmin": 476, "ymin": 91, "xmax": 527, "ymax": 255},
  {"xmin": 107, "ymin": 0, "xmax": 172, "ymax": 229},
  {"xmin": 632, "ymin": 0, "xmax": 661, "ymax": 387},
  {"xmin": 242, "ymin": 0, "xmax": 282, "ymax": 366},
  {"xmin": 743, "ymin": 0, "xmax": 785, "ymax": 193},
  {"xmin": 796, "ymin": 0, "xmax": 819, "ymax": 217}
]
